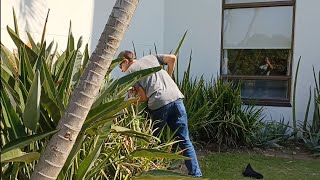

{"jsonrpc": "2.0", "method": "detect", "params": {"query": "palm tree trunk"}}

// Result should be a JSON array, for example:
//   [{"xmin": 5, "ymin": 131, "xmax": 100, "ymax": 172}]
[{"xmin": 30, "ymin": 0, "xmax": 139, "ymax": 179}]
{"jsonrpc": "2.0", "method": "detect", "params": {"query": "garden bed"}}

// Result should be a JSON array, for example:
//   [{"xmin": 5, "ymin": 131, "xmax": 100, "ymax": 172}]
[{"xmin": 197, "ymin": 141, "xmax": 319, "ymax": 161}]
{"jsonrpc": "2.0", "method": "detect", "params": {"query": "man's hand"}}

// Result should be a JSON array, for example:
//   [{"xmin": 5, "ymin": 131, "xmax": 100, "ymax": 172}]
[
  {"xmin": 134, "ymin": 86, "xmax": 148, "ymax": 102},
  {"xmin": 128, "ymin": 87, "xmax": 136, "ymax": 98},
  {"xmin": 162, "ymin": 54, "xmax": 176, "ymax": 77}
]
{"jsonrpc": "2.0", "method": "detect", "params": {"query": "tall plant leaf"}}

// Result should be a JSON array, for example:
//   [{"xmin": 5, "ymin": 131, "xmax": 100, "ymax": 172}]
[
  {"xmin": 86, "ymin": 97, "xmax": 124, "ymax": 123},
  {"xmin": 1, "ymin": 63, "xmax": 13, "ymax": 82},
  {"xmin": 81, "ymin": 43, "xmax": 90, "ymax": 73},
  {"xmin": 1, "ymin": 88, "xmax": 26, "ymax": 139},
  {"xmin": 71, "ymin": 51, "xmax": 83, "ymax": 86},
  {"xmin": 59, "ymin": 134, "xmax": 86, "ymax": 179},
  {"xmin": 12, "ymin": 8, "xmax": 19, "ymax": 37},
  {"xmin": 1, "ymin": 149, "xmax": 40, "ymax": 163},
  {"xmin": 41, "ymin": 92, "xmax": 62, "ymax": 126},
  {"xmin": 40, "ymin": 9, "xmax": 50, "ymax": 47},
  {"xmin": 7, "ymin": 26, "xmax": 38, "ymax": 65},
  {"xmin": 57, "ymin": 50, "xmax": 77, "ymax": 98},
  {"xmin": 107, "ymin": 66, "xmax": 162, "ymax": 93},
  {"xmin": 76, "ymin": 138, "xmax": 104, "ymax": 180},
  {"xmin": 23, "ymin": 70, "xmax": 41, "ymax": 131},
  {"xmin": 41, "ymin": 56, "xmax": 58, "ymax": 101},
  {"xmin": 27, "ymin": 32, "xmax": 40, "ymax": 53},
  {"xmin": 94, "ymin": 66, "xmax": 161, "ymax": 107},
  {"xmin": 111, "ymin": 125, "xmax": 153, "ymax": 142},
  {"xmin": 303, "ymin": 87, "xmax": 312, "ymax": 132},
  {"xmin": 66, "ymin": 21, "xmax": 75, "ymax": 58},
  {"xmin": 22, "ymin": 47, "xmax": 35, "ymax": 81},
  {"xmin": 1, "ymin": 43, "xmax": 18, "ymax": 78},
  {"xmin": 292, "ymin": 56, "xmax": 301, "ymax": 139},
  {"xmin": 107, "ymin": 57, "xmax": 123, "ymax": 75},
  {"xmin": 1, "ymin": 76, "xmax": 20, "ymax": 105},
  {"xmin": 84, "ymin": 98, "xmax": 137, "ymax": 130},
  {"xmin": 131, "ymin": 149, "xmax": 190, "ymax": 160},
  {"xmin": 1, "ymin": 129, "xmax": 58, "ymax": 154},
  {"xmin": 173, "ymin": 31, "xmax": 188, "ymax": 83}
]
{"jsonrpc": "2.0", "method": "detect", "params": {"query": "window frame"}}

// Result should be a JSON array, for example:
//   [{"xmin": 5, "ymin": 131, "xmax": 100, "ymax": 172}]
[{"xmin": 220, "ymin": 0, "xmax": 296, "ymax": 106}]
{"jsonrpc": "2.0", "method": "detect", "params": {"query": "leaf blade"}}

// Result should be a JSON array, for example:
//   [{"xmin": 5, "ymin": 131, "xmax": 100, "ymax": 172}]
[
  {"xmin": 1, "ymin": 129, "xmax": 58, "ymax": 154},
  {"xmin": 23, "ymin": 70, "xmax": 41, "ymax": 131}
]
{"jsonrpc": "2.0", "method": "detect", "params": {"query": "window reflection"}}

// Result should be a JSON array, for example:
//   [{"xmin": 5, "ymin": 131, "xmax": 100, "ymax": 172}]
[{"xmin": 225, "ymin": 49, "xmax": 289, "ymax": 76}]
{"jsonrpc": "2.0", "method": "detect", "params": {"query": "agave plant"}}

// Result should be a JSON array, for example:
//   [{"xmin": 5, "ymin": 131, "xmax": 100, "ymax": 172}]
[
  {"xmin": 299, "ymin": 66, "xmax": 320, "ymax": 155},
  {"xmin": 248, "ymin": 117, "xmax": 292, "ymax": 148}
]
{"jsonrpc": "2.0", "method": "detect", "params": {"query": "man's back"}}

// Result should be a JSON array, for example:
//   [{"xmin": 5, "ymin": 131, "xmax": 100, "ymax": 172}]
[{"xmin": 126, "ymin": 55, "xmax": 184, "ymax": 110}]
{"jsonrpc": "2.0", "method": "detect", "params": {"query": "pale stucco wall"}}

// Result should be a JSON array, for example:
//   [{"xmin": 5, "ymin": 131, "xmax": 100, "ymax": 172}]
[
  {"xmin": 1, "ymin": 0, "xmax": 319, "ymax": 124},
  {"xmin": 163, "ymin": 0, "xmax": 320, "ymax": 125},
  {"xmin": 1, "ymin": 0, "xmax": 94, "ymax": 52},
  {"xmin": 1, "ymin": 0, "xmax": 164, "ymax": 68},
  {"xmin": 164, "ymin": 0, "xmax": 222, "ymax": 80}
]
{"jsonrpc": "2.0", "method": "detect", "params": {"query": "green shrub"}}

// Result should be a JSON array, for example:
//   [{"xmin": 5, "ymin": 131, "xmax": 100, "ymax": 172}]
[{"xmin": 177, "ymin": 53, "xmax": 264, "ymax": 148}]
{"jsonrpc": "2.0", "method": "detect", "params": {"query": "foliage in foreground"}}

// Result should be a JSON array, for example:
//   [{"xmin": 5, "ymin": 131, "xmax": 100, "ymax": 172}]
[{"xmin": 1, "ymin": 11, "xmax": 198, "ymax": 179}]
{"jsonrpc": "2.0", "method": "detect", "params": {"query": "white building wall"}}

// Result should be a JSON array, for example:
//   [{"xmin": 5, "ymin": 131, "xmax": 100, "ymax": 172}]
[
  {"xmin": 1, "ymin": 0, "xmax": 319, "ymax": 124},
  {"xmin": 1, "ymin": 0, "xmax": 164, "ymax": 78},
  {"xmin": 1, "ymin": 0, "xmax": 94, "ymax": 52},
  {"xmin": 89, "ymin": 0, "xmax": 164, "ymax": 59},
  {"xmin": 288, "ymin": 0, "xmax": 320, "ymax": 124},
  {"xmin": 164, "ymin": 0, "xmax": 320, "ymax": 124},
  {"xmin": 164, "ymin": 0, "xmax": 222, "ymax": 79}
]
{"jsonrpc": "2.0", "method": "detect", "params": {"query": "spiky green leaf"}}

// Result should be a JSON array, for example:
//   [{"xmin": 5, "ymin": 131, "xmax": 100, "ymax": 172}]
[{"xmin": 23, "ymin": 70, "xmax": 41, "ymax": 131}]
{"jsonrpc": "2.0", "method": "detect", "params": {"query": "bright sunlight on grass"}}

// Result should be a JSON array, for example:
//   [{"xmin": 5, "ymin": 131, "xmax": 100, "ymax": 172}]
[{"xmin": 199, "ymin": 152, "xmax": 320, "ymax": 180}]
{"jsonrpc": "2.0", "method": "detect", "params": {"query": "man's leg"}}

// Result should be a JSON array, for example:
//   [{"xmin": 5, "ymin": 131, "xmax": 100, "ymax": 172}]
[
  {"xmin": 169, "ymin": 99, "xmax": 202, "ymax": 177},
  {"xmin": 150, "ymin": 106, "xmax": 169, "ymax": 138}
]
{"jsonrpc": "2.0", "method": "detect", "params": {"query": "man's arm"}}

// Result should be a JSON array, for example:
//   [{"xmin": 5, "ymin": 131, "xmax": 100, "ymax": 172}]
[{"xmin": 159, "ymin": 54, "xmax": 177, "ymax": 77}]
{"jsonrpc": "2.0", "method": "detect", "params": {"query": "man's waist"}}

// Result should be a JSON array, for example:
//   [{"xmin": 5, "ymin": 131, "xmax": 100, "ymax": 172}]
[{"xmin": 148, "ymin": 97, "xmax": 183, "ymax": 111}]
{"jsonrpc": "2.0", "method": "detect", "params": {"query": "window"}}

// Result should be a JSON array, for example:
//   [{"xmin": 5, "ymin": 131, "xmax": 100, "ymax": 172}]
[{"xmin": 221, "ymin": 0, "xmax": 295, "ymax": 106}]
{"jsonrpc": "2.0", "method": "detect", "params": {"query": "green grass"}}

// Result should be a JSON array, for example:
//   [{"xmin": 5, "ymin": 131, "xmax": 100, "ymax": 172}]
[{"xmin": 199, "ymin": 152, "xmax": 320, "ymax": 180}]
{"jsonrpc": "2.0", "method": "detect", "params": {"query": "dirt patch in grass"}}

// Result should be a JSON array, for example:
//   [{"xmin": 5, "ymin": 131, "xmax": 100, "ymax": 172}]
[{"xmin": 195, "ymin": 141, "xmax": 319, "ymax": 161}]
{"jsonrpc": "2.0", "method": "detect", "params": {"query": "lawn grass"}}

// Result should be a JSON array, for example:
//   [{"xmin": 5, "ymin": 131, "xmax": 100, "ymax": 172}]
[{"xmin": 199, "ymin": 152, "xmax": 320, "ymax": 180}]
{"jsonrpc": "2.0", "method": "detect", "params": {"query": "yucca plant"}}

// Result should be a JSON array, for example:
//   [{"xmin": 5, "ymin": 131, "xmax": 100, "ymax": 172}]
[
  {"xmin": 176, "ymin": 50, "xmax": 223, "ymax": 141},
  {"xmin": 176, "ymin": 50, "xmax": 263, "ymax": 147},
  {"xmin": 58, "ymin": 105, "xmax": 188, "ymax": 180}
]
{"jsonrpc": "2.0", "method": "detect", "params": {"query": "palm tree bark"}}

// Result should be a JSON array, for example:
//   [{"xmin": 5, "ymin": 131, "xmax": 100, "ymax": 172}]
[{"xmin": 31, "ymin": 0, "xmax": 139, "ymax": 179}]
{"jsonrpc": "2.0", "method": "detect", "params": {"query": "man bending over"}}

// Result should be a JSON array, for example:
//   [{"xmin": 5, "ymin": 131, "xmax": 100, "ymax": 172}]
[{"xmin": 118, "ymin": 50, "xmax": 202, "ymax": 177}]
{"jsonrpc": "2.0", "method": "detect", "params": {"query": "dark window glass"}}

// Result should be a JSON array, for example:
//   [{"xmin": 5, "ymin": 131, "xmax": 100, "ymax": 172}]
[{"xmin": 234, "ymin": 79, "xmax": 289, "ymax": 100}]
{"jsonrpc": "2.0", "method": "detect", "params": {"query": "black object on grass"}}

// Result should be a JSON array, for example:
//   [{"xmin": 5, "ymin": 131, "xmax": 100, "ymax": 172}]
[{"xmin": 242, "ymin": 163, "xmax": 263, "ymax": 179}]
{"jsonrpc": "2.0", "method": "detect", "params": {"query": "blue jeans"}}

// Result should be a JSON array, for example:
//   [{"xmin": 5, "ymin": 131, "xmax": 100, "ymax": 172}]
[{"xmin": 150, "ymin": 99, "xmax": 202, "ymax": 177}]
